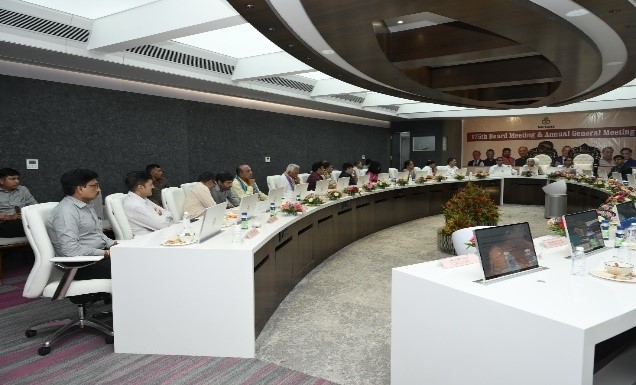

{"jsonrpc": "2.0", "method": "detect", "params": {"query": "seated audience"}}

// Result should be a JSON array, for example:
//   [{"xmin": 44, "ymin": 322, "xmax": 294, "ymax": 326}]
[
  {"xmin": 423, "ymin": 160, "xmax": 437, "ymax": 176},
  {"xmin": 483, "ymin": 149, "xmax": 497, "ymax": 166},
  {"xmin": 488, "ymin": 157, "xmax": 517, "ymax": 176},
  {"xmin": 47, "ymin": 169, "xmax": 115, "ymax": 280},
  {"xmin": 367, "ymin": 161, "xmax": 381, "ymax": 182},
  {"xmin": 609, "ymin": 155, "xmax": 633, "ymax": 180},
  {"xmin": 521, "ymin": 158, "xmax": 543, "ymax": 176},
  {"xmin": 554, "ymin": 146, "xmax": 572, "ymax": 166},
  {"xmin": 515, "ymin": 146, "xmax": 529, "ymax": 167},
  {"xmin": 501, "ymin": 148, "xmax": 515, "ymax": 166},
  {"xmin": 467, "ymin": 151, "xmax": 484, "ymax": 167},
  {"xmin": 146, "ymin": 163, "xmax": 169, "ymax": 207},
  {"xmin": 123, "ymin": 171, "xmax": 173, "ymax": 237},
  {"xmin": 402, "ymin": 160, "xmax": 415, "ymax": 180},
  {"xmin": 307, "ymin": 161, "xmax": 325, "ymax": 191},
  {"xmin": 322, "ymin": 161, "xmax": 337, "ymax": 188},
  {"xmin": 599, "ymin": 146, "xmax": 615, "ymax": 167},
  {"xmin": 446, "ymin": 158, "xmax": 459, "ymax": 176},
  {"xmin": 275, "ymin": 164, "xmax": 301, "ymax": 195},
  {"xmin": 338, "ymin": 163, "xmax": 357, "ymax": 185},
  {"xmin": 212, "ymin": 171, "xmax": 240, "ymax": 208},
  {"xmin": 0, "ymin": 167, "xmax": 37, "ymax": 237},
  {"xmin": 620, "ymin": 147, "xmax": 636, "ymax": 167},
  {"xmin": 184, "ymin": 172, "xmax": 217, "ymax": 218},
  {"xmin": 232, "ymin": 164, "xmax": 268, "ymax": 201}
]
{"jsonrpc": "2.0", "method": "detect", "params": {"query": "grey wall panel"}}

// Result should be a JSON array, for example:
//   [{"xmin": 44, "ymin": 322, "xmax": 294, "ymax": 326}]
[{"xmin": 0, "ymin": 75, "xmax": 389, "ymax": 202}]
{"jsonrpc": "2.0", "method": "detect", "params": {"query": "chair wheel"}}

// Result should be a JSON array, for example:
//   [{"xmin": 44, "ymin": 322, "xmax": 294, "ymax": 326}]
[
  {"xmin": 105, "ymin": 335, "xmax": 114, "ymax": 344},
  {"xmin": 25, "ymin": 330, "xmax": 37, "ymax": 338},
  {"xmin": 38, "ymin": 346, "xmax": 51, "ymax": 356}
]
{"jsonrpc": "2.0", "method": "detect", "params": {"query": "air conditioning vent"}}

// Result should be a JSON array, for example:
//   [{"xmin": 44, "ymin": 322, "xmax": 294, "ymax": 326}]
[
  {"xmin": 257, "ymin": 77, "xmax": 314, "ymax": 92},
  {"xmin": 126, "ymin": 45, "xmax": 235, "ymax": 75},
  {"xmin": 329, "ymin": 94, "xmax": 365, "ymax": 104},
  {"xmin": 0, "ymin": 8, "xmax": 89, "ymax": 42}
]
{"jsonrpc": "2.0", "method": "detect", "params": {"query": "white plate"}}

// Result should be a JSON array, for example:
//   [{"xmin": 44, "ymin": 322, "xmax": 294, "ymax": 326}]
[
  {"xmin": 161, "ymin": 238, "xmax": 196, "ymax": 247},
  {"xmin": 589, "ymin": 270, "xmax": 636, "ymax": 283}
]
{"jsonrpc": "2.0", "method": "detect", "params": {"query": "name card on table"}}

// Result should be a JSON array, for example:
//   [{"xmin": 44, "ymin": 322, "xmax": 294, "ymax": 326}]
[
  {"xmin": 440, "ymin": 254, "xmax": 479, "ymax": 269},
  {"xmin": 266, "ymin": 216, "xmax": 278, "ymax": 224},
  {"xmin": 245, "ymin": 229, "xmax": 260, "ymax": 239},
  {"xmin": 542, "ymin": 237, "xmax": 569, "ymax": 249}
]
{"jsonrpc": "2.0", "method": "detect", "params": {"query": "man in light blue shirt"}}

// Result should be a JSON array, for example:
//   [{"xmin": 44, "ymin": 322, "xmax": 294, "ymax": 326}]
[
  {"xmin": 0, "ymin": 167, "xmax": 37, "ymax": 237},
  {"xmin": 47, "ymin": 169, "xmax": 115, "ymax": 280}
]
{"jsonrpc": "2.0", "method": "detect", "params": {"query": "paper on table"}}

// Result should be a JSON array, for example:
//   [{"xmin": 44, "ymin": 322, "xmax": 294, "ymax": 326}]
[{"xmin": 440, "ymin": 254, "xmax": 479, "ymax": 269}]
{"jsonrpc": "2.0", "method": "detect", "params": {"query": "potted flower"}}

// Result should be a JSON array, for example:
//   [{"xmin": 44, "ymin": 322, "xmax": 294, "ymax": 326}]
[
  {"xmin": 434, "ymin": 175, "xmax": 446, "ymax": 182},
  {"xmin": 415, "ymin": 176, "xmax": 428, "ymax": 184},
  {"xmin": 454, "ymin": 174, "xmax": 465, "ymax": 181},
  {"xmin": 396, "ymin": 178, "xmax": 409, "ymax": 186},
  {"xmin": 474, "ymin": 171, "xmax": 489, "ymax": 179},
  {"xmin": 362, "ymin": 182, "xmax": 376, "ymax": 192},
  {"xmin": 302, "ymin": 193, "xmax": 325, "ymax": 206},
  {"xmin": 520, "ymin": 170, "xmax": 534, "ymax": 177},
  {"xmin": 343, "ymin": 185, "xmax": 361, "ymax": 196},
  {"xmin": 327, "ymin": 190, "xmax": 342, "ymax": 200},
  {"xmin": 376, "ymin": 180, "xmax": 390, "ymax": 189},
  {"xmin": 546, "ymin": 217, "xmax": 566, "ymax": 236},
  {"xmin": 280, "ymin": 201, "xmax": 304, "ymax": 215},
  {"xmin": 438, "ymin": 183, "xmax": 500, "ymax": 254}
]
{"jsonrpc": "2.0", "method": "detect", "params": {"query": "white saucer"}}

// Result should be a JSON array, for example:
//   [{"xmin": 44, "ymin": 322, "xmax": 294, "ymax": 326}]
[
  {"xmin": 161, "ymin": 238, "xmax": 196, "ymax": 247},
  {"xmin": 589, "ymin": 270, "xmax": 636, "ymax": 283}
]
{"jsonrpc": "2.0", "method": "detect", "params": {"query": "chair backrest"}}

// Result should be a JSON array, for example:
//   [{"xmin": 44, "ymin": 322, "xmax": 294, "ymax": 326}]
[
  {"xmin": 21, "ymin": 202, "xmax": 59, "ymax": 298},
  {"xmin": 331, "ymin": 170, "xmax": 341, "ymax": 180},
  {"xmin": 613, "ymin": 172, "xmax": 623, "ymax": 181},
  {"xmin": 180, "ymin": 182, "xmax": 198, "ymax": 197},
  {"xmin": 534, "ymin": 154, "xmax": 552, "ymax": 167},
  {"xmin": 299, "ymin": 173, "xmax": 310, "ymax": 183},
  {"xmin": 266, "ymin": 175, "xmax": 279, "ymax": 192},
  {"xmin": 388, "ymin": 168, "xmax": 398, "ymax": 179},
  {"xmin": 573, "ymin": 154, "xmax": 594, "ymax": 166},
  {"xmin": 163, "ymin": 187, "xmax": 186, "ymax": 224},
  {"xmin": 105, "ymin": 193, "xmax": 134, "ymax": 240}
]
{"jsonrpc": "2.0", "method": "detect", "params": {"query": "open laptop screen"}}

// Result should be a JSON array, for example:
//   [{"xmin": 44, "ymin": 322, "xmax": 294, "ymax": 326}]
[
  {"xmin": 616, "ymin": 201, "xmax": 636, "ymax": 223},
  {"xmin": 474, "ymin": 223, "xmax": 539, "ymax": 281},
  {"xmin": 563, "ymin": 210, "xmax": 604, "ymax": 254}
]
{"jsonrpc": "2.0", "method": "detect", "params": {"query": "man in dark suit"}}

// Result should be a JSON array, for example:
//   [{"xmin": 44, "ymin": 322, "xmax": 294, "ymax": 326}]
[
  {"xmin": 467, "ymin": 150, "xmax": 484, "ymax": 167},
  {"xmin": 553, "ymin": 146, "xmax": 572, "ymax": 166},
  {"xmin": 609, "ymin": 155, "xmax": 633, "ymax": 180},
  {"xmin": 338, "ymin": 163, "xmax": 357, "ymax": 185}
]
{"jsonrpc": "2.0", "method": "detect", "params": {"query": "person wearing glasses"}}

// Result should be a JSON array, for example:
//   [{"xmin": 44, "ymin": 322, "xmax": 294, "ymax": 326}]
[
  {"xmin": 123, "ymin": 171, "xmax": 173, "ymax": 237},
  {"xmin": 231, "ymin": 164, "xmax": 268, "ymax": 201},
  {"xmin": 0, "ymin": 167, "xmax": 37, "ymax": 237},
  {"xmin": 47, "ymin": 169, "xmax": 115, "ymax": 280}
]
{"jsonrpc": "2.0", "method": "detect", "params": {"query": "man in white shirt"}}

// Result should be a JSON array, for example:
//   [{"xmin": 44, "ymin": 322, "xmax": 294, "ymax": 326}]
[
  {"xmin": 275, "ymin": 164, "xmax": 300, "ymax": 195},
  {"xmin": 556, "ymin": 157, "xmax": 579, "ymax": 175},
  {"xmin": 521, "ymin": 158, "xmax": 543, "ymax": 176},
  {"xmin": 446, "ymin": 157, "xmax": 459, "ymax": 176},
  {"xmin": 488, "ymin": 157, "xmax": 517, "ymax": 177},
  {"xmin": 184, "ymin": 172, "xmax": 217, "ymax": 218},
  {"xmin": 123, "ymin": 171, "xmax": 173, "ymax": 237}
]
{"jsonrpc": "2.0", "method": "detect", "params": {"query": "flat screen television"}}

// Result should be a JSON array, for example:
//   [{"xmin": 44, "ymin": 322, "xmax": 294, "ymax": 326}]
[{"xmin": 474, "ymin": 222, "xmax": 539, "ymax": 281}]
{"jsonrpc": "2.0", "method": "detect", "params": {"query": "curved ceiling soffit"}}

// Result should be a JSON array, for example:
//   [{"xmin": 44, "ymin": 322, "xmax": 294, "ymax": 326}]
[{"xmin": 231, "ymin": 0, "xmax": 634, "ymax": 109}]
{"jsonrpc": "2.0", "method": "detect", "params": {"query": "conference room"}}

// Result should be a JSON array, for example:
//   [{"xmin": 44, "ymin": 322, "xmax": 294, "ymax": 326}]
[{"xmin": 1, "ymin": 1, "xmax": 636, "ymax": 384}]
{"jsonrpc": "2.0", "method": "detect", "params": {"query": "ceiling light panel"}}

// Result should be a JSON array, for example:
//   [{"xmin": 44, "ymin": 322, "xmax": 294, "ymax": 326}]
[{"xmin": 21, "ymin": 0, "xmax": 159, "ymax": 19}]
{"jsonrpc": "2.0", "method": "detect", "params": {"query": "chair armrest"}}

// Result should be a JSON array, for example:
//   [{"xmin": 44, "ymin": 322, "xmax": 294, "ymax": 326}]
[{"xmin": 50, "ymin": 256, "xmax": 104, "ymax": 263}]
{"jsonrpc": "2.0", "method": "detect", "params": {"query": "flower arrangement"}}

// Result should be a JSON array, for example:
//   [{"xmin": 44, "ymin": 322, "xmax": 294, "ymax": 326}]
[
  {"xmin": 327, "ymin": 190, "xmax": 342, "ymax": 200},
  {"xmin": 343, "ymin": 185, "xmax": 360, "ymax": 196},
  {"xmin": 376, "ymin": 180, "xmax": 390, "ymax": 189},
  {"xmin": 362, "ymin": 182, "xmax": 377, "ymax": 192},
  {"xmin": 474, "ymin": 171, "xmax": 489, "ymax": 179},
  {"xmin": 521, "ymin": 170, "xmax": 534, "ymax": 177},
  {"xmin": 441, "ymin": 183, "xmax": 500, "ymax": 236},
  {"xmin": 434, "ymin": 175, "xmax": 446, "ymax": 182},
  {"xmin": 415, "ymin": 177, "xmax": 428, "ymax": 184},
  {"xmin": 454, "ymin": 174, "xmax": 465, "ymax": 180},
  {"xmin": 547, "ymin": 217, "xmax": 566, "ymax": 236},
  {"xmin": 280, "ymin": 201, "xmax": 304, "ymax": 215},
  {"xmin": 396, "ymin": 178, "xmax": 409, "ymax": 186},
  {"xmin": 302, "ymin": 193, "xmax": 325, "ymax": 206}
]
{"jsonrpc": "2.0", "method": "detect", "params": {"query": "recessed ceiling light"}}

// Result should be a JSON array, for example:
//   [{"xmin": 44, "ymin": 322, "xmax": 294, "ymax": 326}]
[
  {"xmin": 606, "ymin": 61, "xmax": 624, "ymax": 66},
  {"xmin": 246, "ymin": 4, "xmax": 255, "ymax": 8},
  {"xmin": 609, "ymin": 9, "xmax": 621, "ymax": 14},
  {"xmin": 565, "ymin": 9, "xmax": 589, "ymax": 17},
  {"xmin": 268, "ymin": 27, "xmax": 276, "ymax": 31},
  {"xmin": 288, "ymin": 44, "xmax": 295, "ymax": 48},
  {"xmin": 321, "ymin": 49, "xmax": 335, "ymax": 55},
  {"xmin": 397, "ymin": 20, "xmax": 404, "ymax": 24}
]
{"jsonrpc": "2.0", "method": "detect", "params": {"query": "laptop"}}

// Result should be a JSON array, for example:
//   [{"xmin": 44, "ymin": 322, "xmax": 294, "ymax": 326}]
[
  {"xmin": 474, "ymin": 222, "xmax": 541, "ymax": 281},
  {"xmin": 336, "ymin": 177, "xmax": 350, "ymax": 191},
  {"xmin": 315, "ymin": 179, "xmax": 329, "ymax": 195},
  {"xmin": 197, "ymin": 203, "xmax": 226, "ymax": 243},
  {"xmin": 396, "ymin": 171, "xmax": 408, "ymax": 180},
  {"xmin": 616, "ymin": 201, "xmax": 636, "ymax": 228},
  {"xmin": 415, "ymin": 170, "xmax": 427, "ymax": 179},
  {"xmin": 237, "ymin": 193, "xmax": 259, "ymax": 218},
  {"xmin": 378, "ymin": 173, "xmax": 390, "ymax": 182},
  {"xmin": 563, "ymin": 210, "xmax": 605, "ymax": 255},
  {"xmin": 436, "ymin": 166, "xmax": 448, "ymax": 177},
  {"xmin": 357, "ymin": 174, "xmax": 370, "ymax": 186},
  {"xmin": 268, "ymin": 187, "xmax": 284, "ymax": 204}
]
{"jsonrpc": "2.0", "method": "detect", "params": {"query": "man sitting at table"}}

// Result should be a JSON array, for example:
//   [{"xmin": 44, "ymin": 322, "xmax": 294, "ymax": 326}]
[
  {"xmin": 608, "ymin": 155, "xmax": 633, "ymax": 180},
  {"xmin": 557, "ymin": 157, "xmax": 578, "ymax": 175},
  {"xmin": 338, "ymin": 163, "xmax": 357, "ymax": 185},
  {"xmin": 145, "ymin": 163, "xmax": 169, "ymax": 207},
  {"xmin": 275, "ymin": 164, "xmax": 300, "ymax": 195},
  {"xmin": 521, "ymin": 158, "xmax": 543, "ymax": 176},
  {"xmin": 47, "ymin": 169, "xmax": 115, "ymax": 280},
  {"xmin": 307, "ymin": 161, "xmax": 325, "ymax": 191},
  {"xmin": 231, "ymin": 164, "xmax": 268, "ymax": 201},
  {"xmin": 123, "ymin": 171, "xmax": 173, "ymax": 237},
  {"xmin": 0, "ymin": 167, "xmax": 37, "ymax": 237},
  {"xmin": 184, "ymin": 172, "xmax": 217, "ymax": 218},
  {"xmin": 488, "ymin": 157, "xmax": 517, "ymax": 176},
  {"xmin": 423, "ymin": 160, "xmax": 437, "ymax": 176},
  {"xmin": 212, "ymin": 171, "xmax": 240, "ymax": 208}
]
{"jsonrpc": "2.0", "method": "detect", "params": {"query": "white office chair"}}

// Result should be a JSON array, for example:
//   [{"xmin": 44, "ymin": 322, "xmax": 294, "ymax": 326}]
[
  {"xmin": 299, "ymin": 173, "xmax": 310, "ymax": 184},
  {"xmin": 21, "ymin": 202, "xmax": 113, "ymax": 356},
  {"xmin": 626, "ymin": 174, "xmax": 636, "ymax": 188},
  {"xmin": 180, "ymin": 182, "xmax": 198, "ymax": 197},
  {"xmin": 162, "ymin": 187, "xmax": 186, "ymax": 224},
  {"xmin": 573, "ymin": 154, "xmax": 594, "ymax": 170},
  {"xmin": 266, "ymin": 175, "xmax": 279, "ymax": 192},
  {"xmin": 534, "ymin": 154, "xmax": 552, "ymax": 168},
  {"xmin": 388, "ymin": 168, "xmax": 398, "ymax": 180},
  {"xmin": 331, "ymin": 170, "xmax": 341, "ymax": 180},
  {"xmin": 105, "ymin": 193, "xmax": 134, "ymax": 240},
  {"xmin": 451, "ymin": 226, "xmax": 493, "ymax": 256}
]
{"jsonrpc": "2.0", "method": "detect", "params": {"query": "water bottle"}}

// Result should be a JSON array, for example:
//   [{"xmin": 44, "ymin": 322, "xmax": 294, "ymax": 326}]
[
  {"xmin": 571, "ymin": 246, "xmax": 586, "ymax": 276},
  {"xmin": 628, "ymin": 223, "xmax": 636, "ymax": 244},
  {"xmin": 182, "ymin": 211, "xmax": 190, "ymax": 231},
  {"xmin": 240, "ymin": 212, "xmax": 249, "ymax": 230},
  {"xmin": 601, "ymin": 220, "xmax": 610, "ymax": 241},
  {"xmin": 269, "ymin": 202, "xmax": 276, "ymax": 217},
  {"xmin": 524, "ymin": 249, "xmax": 537, "ymax": 266},
  {"xmin": 614, "ymin": 226, "xmax": 625, "ymax": 248},
  {"xmin": 296, "ymin": 194, "xmax": 301, "ymax": 202},
  {"xmin": 232, "ymin": 225, "xmax": 244, "ymax": 244}
]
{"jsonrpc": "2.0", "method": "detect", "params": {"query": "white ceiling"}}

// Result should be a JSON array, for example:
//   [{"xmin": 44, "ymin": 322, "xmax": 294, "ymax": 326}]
[{"xmin": 3, "ymin": 0, "xmax": 636, "ymax": 123}]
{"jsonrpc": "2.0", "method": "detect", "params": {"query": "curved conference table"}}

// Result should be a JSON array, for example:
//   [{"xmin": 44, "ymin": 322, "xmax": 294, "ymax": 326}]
[{"xmin": 110, "ymin": 177, "xmax": 609, "ymax": 358}]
